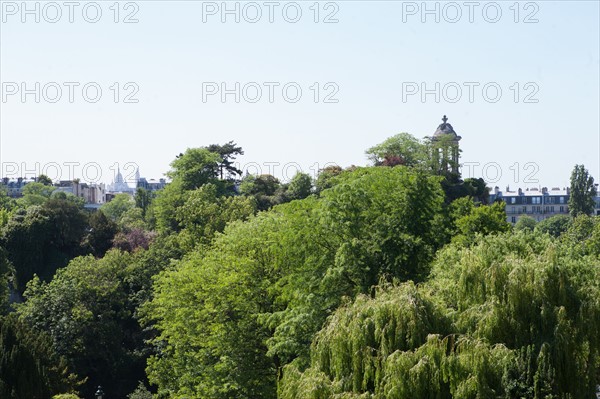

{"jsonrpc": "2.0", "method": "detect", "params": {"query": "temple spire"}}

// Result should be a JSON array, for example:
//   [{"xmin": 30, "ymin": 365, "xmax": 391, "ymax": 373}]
[{"xmin": 430, "ymin": 115, "xmax": 461, "ymax": 175}]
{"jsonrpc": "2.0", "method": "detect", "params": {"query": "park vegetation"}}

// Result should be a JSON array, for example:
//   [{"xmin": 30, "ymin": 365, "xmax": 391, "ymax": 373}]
[{"xmin": 0, "ymin": 135, "xmax": 598, "ymax": 398}]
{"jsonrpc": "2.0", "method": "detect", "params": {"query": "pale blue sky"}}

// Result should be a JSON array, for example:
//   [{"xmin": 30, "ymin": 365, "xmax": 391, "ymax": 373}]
[{"xmin": 1, "ymin": 1, "xmax": 598, "ymax": 189}]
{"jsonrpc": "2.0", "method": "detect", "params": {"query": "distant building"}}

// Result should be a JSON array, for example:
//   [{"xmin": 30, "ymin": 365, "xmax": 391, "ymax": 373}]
[
  {"xmin": 104, "ymin": 192, "xmax": 123, "ymax": 203},
  {"xmin": 1, "ymin": 177, "xmax": 106, "ymax": 205},
  {"xmin": 107, "ymin": 167, "xmax": 167, "ymax": 195},
  {"xmin": 107, "ymin": 168, "xmax": 134, "ymax": 193},
  {"xmin": 2, "ymin": 168, "xmax": 167, "ymax": 205},
  {"xmin": 137, "ymin": 177, "xmax": 167, "ymax": 191},
  {"xmin": 490, "ymin": 186, "xmax": 600, "ymax": 223},
  {"xmin": 83, "ymin": 183, "xmax": 106, "ymax": 204},
  {"xmin": 1, "ymin": 177, "xmax": 36, "ymax": 197},
  {"xmin": 55, "ymin": 180, "xmax": 106, "ymax": 205},
  {"xmin": 427, "ymin": 115, "xmax": 462, "ymax": 175}
]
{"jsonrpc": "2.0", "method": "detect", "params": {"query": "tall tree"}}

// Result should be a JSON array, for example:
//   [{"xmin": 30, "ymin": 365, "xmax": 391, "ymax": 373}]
[
  {"xmin": 100, "ymin": 194, "xmax": 135, "ymax": 223},
  {"xmin": 36, "ymin": 174, "xmax": 53, "ymax": 186},
  {"xmin": 144, "ymin": 166, "xmax": 446, "ymax": 398},
  {"xmin": 315, "ymin": 165, "xmax": 343, "ymax": 194},
  {"xmin": 18, "ymin": 182, "xmax": 55, "ymax": 207},
  {"xmin": 452, "ymin": 201, "xmax": 511, "ymax": 246},
  {"xmin": 176, "ymin": 183, "xmax": 255, "ymax": 246},
  {"xmin": 463, "ymin": 177, "xmax": 490, "ymax": 204},
  {"xmin": 19, "ymin": 251, "xmax": 146, "ymax": 399},
  {"xmin": 239, "ymin": 174, "xmax": 286, "ymax": 211},
  {"xmin": 282, "ymin": 230, "xmax": 600, "ymax": 398},
  {"xmin": 2, "ymin": 198, "xmax": 88, "ymax": 292},
  {"xmin": 568, "ymin": 164, "xmax": 597, "ymax": 217},
  {"xmin": 82, "ymin": 210, "xmax": 118, "ymax": 257},
  {"xmin": 0, "ymin": 314, "xmax": 79, "ymax": 398},
  {"xmin": 0, "ymin": 186, "xmax": 14, "ymax": 211},
  {"xmin": 134, "ymin": 188, "xmax": 154, "ymax": 218},
  {"xmin": 168, "ymin": 148, "xmax": 221, "ymax": 190},
  {"xmin": 142, "ymin": 218, "xmax": 278, "ymax": 399},
  {"xmin": 148, "ymin": 181, "xmax": 186, "ymax": 233},
  {"xmin": 514, "ymin": 215, "xmax": 537, "ymax": 232},
  {"xmin": 365, "ymin": 132, "xmax": 429, "ymax": 167},
  {"xmin": 205, "ymin": 141, "xmax": 244, "ymax": 180},
  {"xmin": 286, "ymin": 172, "xmax": 312, "ymax": 200},
  {"xmin": 0, "ymin": 248, "xmax": 12, "ymax": 312},
  {"xmin": 535, "ymin": 214, "xmax": 572, "ymax": 237}
]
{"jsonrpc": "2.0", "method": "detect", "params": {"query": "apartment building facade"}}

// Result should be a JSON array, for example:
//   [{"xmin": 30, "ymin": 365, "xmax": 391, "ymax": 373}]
[{"xmin": 490, "ymin": 186, "xmax": 600, "ymax": 224}]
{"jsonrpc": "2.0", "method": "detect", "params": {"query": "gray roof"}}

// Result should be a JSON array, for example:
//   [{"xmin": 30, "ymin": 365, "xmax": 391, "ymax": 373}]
[
  {"xmin": 432, "ymin": 115, "xmax": 461, "ymax": 141},
  {"xmin": 502, "ymin": 188, "xmax": 569, "ymax": 197}
]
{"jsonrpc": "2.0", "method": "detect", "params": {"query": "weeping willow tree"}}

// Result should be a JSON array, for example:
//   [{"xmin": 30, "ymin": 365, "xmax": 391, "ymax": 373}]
[
  {"xmin": 281, "ymin": 230, "xmax": 600, "ymax": 398},
  {"xmin": 279, "ymin": 283, "xmax": 511, "ymax": 399},
  {"xmin": 430, "ymin": 230, "xmax": 600, "ymax": 397}
]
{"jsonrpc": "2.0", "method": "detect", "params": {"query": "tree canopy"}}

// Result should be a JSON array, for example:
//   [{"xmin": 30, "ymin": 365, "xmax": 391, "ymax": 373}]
[
  {"xmin": 205, "ymin": 141, "xmax": 244, "ymax": 181},
  {"xmin": 143, "ymin": 166, "xmax": 447, "ymax": 398},
  {"xmin": 1, "ymin": 198, "xmax": 88, "ymax": 292},
  {"xmin": 536, "ymin": 214, "xmax": 572, "ymax": 237},
  {"xmin": 281, "ymin": 230, "xmax": 600, "ymax": 398},
  {"xmin": 514, "ymin": 215, "xmax": 537, "ymax": 232},
  {"xmin": 4, "ymin": 138, "xmax": 598, "ymax": 399},
  {"xmin": 365, "ymin": 133, "xmax": 429, "ymax": 167},
  {"xmin": 18, "ymin": 250, "xmax": 148, "ymax": 398},
  {"xmin": 569, "ymin": 164, "xmax": 597, "ymax": 217},
  {"xmin": 0, "ymin": 314, "xmax": 79, "ymax": 398}
]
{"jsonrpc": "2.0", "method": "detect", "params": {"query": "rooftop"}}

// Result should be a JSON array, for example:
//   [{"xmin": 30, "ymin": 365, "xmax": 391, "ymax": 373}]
[
  {"xmin": 499, "ymin": 187, "xmax": 569, "ymax": 197},
  {"xmin": 432, "ymin": 115, "xmax": 462, "ymax": 141}
]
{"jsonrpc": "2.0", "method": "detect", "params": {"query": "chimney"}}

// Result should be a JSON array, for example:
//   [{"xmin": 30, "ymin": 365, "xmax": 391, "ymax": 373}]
[
  {"xmin": 518, "ymin": 188, "xmax": 523, "ymax": 195},
  {"xmin": 494, "ymin": 186, "xmax": 499, "ymax": 195},
  {"xmin": 542, "ymin": 187, "xmax": 548, "ymax": 194}
]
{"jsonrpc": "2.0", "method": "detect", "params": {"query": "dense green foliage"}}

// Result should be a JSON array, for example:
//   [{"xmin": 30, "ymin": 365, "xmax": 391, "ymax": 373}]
[
  {"xmin": 535, "ymin": 214, "xmax": 572, "ymax": 237},
  {"xmin": 514, "ymin": 215, "xmax": 537, "ymax": 232},
  {"xmin": 315, "ymin": 165, "xmax": 343, "ymax": 194},
  {"xmin": 239, "ymin": 174, "xmax": 287, "ymax": 211},
  {"xmin": 1, "ymin": 136, "xmax": 598, "ymax": 398},
  {"xmin": 569, "ymin": 164, "xmax": 597, "ymax": 217},
  {"xmin": 282, "ymin": 231, "xmax": 600, "ymax": 398},
  {"xmin": 135, "ymin": 188, "xmax": 155, "ymax": 218},
  {"xmin": 365, "ymin": 133, "xmax": 429, "ymax": 167},
  {"xmin": 205, "ymin": 141, "xmax": 244, "ymax": 182},
  {"xmin": 82, "ymin": 210, "xmax": 118, "ymax": 257},
  {"xmin": 452, "ymin": 201, "xmax": 511, "ymax": 246},
  {"xmin": 17, "ymin": 182, "xmax": 54, "ymax": 207},
  {"xmin": 101, "ymin": 193, "xmax": 135, "ymax": 222},
  {"xmin": 0, "ymin": 248, "xmax": 11, "ymax": 311},
  {"xmin": 1, "ymin": 199, "xmax": 88, "ymax": 292},
  {"xmin": 143, "ymin": 166, "xmax": 513, "ymax": 398},
  {"xmin": 128, "ymin": 382, "xmax": 154, "ymax": 399},
  {"xmin": 143, "ymin": 215, "xmax": 280, "ymax": 398},
  {"xmin": 0, "ymin": 314, "xmax": 79, "ymax": 398},
  {"xmin": 18, "ymin": 251, "xmax": 144, "ymax": 397},
  {"xmin": 16, "ymin": 235, "xmax": 186, "ymax": 398},
  {"xmin": 286, "ymin": 172, "xmax": 313, "ymax": 200}
]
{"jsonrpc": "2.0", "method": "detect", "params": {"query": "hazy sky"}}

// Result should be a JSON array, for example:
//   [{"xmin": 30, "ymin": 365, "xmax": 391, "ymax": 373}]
[{"xmin": 1, "ymin": 0, "xmax": 599, "ymax": 189}]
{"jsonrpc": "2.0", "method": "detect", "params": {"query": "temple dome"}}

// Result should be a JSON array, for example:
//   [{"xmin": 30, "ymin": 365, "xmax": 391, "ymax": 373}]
[
  {"xmin": 433, "ymin": 115, "xmax": 461, "ymax": 141},
  {"xmin": 108, "ymin": 167, "xmax": 132, "ymax": 193}
]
